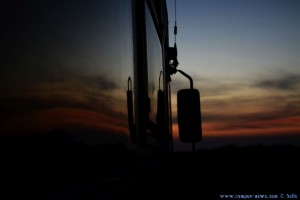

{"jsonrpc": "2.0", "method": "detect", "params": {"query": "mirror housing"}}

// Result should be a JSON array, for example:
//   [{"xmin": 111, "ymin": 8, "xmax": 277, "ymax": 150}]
[{"xmin": 177, "ymin": 89, "xmax": 202, "ymax": 143}]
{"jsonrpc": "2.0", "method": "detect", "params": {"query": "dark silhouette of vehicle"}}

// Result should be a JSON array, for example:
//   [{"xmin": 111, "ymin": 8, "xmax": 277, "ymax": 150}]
[{"xmin": 127, "ymin": 0, "xmax": 202, "ymax": 152}]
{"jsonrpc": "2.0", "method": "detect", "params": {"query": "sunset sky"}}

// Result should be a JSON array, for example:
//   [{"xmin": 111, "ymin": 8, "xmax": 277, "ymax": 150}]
[
  {"xmin": 167, "ymin": 0, "xmax": 300, "ymax": 150},
  {"xmin": 0, "ymin": 0, "xmax": 299, "ymax": 151}
]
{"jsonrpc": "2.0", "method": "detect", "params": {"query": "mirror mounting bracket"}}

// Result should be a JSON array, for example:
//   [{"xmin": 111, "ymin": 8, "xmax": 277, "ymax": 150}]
[{"xmin": 176, "ymin": 69, "xmax": 193, "ymax": 89}]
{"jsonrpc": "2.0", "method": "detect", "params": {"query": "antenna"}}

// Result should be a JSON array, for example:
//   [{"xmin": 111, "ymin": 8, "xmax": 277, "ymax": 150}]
[{"xmin": 174, "ymin": 0, "xmax": 177, "ymax": 45}]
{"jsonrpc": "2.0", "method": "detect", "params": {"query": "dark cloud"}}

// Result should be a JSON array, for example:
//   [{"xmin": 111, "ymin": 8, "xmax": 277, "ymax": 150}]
[
  {"xmin": 255, "ymin": 74, "xmax": 300, "ymax": 90},
  {"xmin": 286, "ymin": 98, "xmax": 300, "ymax": 115},
  {"xmin": 201, "ymin": 91, "xmax": 300, "ymax": 130},
  {"xmin": 170, "ymin": 77, "xmax": 249, "ymax": 99},
  {"xmin": 0, "ymin": 96, "xmax": 96, "ymax": 117},
  {"xmin": 79, "ymin": 75, "xmax": 118, "ymax": 91},
  {"xmin": 0, "ymin": 76, "xmax": 126, "ymax": 123}
]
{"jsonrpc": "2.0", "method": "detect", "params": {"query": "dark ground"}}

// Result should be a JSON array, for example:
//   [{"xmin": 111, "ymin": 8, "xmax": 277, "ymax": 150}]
[{"xmin": 1, "ymin": 136, "xmax": 299, "ymax": 199}]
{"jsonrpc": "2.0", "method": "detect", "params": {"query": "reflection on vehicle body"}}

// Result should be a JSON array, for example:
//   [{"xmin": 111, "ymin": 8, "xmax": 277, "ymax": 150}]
[{"xmin": 0, "ymin": 0, "xmax": 203, "ymax": 199}]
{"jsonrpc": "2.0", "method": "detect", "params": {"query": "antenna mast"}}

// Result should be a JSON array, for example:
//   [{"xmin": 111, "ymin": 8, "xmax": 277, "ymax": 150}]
[{"xmin": 174, "ymin": 0, "xmax": 177, "ymax": 45}]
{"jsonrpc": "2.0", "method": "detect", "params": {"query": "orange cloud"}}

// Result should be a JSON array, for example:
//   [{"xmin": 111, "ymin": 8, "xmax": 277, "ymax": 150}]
[
  {"xmin": 0, "ymin": 107, "xmax": 129, "ymax": 137},
  {"xmin": 172, "ymin": 116, "xmax": 300, "ymax": 141}
]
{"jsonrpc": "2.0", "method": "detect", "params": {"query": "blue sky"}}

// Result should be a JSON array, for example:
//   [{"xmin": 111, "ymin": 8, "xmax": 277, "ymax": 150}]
[{"xmin": 168, "ymin": 0, "xmax": 299, "ymax": 79}]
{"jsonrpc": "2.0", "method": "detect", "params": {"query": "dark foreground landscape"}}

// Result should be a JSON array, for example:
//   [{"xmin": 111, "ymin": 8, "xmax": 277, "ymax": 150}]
[{"xmin": 1, "ymin": 136, "xmax": 299, "ymax": 200}]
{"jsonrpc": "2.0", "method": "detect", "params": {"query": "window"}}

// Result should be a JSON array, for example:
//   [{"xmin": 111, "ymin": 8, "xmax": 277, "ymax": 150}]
[
  {"xmin": 0, "ymin": 0, "xmax": 133, "ymax": 146},
  {"xmin": 145, "ymin": 3, "xmax": 163, "ymax": 124}
]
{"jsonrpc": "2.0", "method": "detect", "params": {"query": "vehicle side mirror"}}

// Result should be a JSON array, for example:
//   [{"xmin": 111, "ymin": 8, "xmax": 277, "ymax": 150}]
[{"xmin": 177, "ymin": 89, "xmax": 202, "ymax": 143}]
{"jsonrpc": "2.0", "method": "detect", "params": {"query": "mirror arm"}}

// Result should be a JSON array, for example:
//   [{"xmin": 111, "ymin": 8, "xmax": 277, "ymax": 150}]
[{"xmin": 177, "ymin": 69, "xmax": 193, "ymax": 89}]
